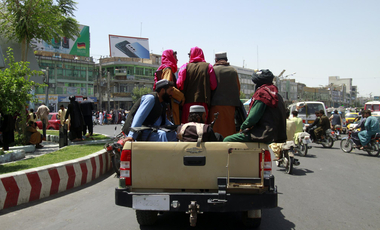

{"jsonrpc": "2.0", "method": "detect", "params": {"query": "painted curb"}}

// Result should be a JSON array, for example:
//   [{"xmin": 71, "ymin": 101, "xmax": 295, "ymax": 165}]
[
  {"xmin": 0, "ymin": 150, "xmax": 112, "ymax": 210},
  {"xmin": 0, "ymin": 150, "xmax": 26, "ymax": 164}
]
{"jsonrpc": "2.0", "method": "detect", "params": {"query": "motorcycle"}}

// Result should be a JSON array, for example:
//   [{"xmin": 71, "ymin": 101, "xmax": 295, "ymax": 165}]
[
  {"xmin": 275, "ymin": 141, "xmax": 300, "ymax": 174},
  {"xmin": 306, "ymin": 125, "xmax": 335, "ymax": 148},
  {"xmin": 340, "ymin": 130, "xmax": 380, "ymax": 156},
  {"xmin": 293, "ymin": 132, "xmax": 312, "ymax": 157},
  {"xmin": 333, "ymin": 125, "xmax": 342, "ymax": 140},
  {"xmin": 104, "ymin": 127, "xmax": 127, "ymax": 176}
]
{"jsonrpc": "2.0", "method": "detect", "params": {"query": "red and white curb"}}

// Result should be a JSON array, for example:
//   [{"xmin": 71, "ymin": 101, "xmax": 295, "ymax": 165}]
[{"xmin": 0, "ymin": 150, "xmax": 112, "ymax": 210}]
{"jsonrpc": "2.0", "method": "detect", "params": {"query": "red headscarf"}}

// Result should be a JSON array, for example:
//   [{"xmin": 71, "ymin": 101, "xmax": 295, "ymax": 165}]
[
  {"xmin": 153, "ymin": 49, "xmax": 178, "ymax": 90},
  {"xmin": 189, "ymin": 47, "xmax": 206, "ymax": 63},
  {"xmin": 249, "ymin": 84, "xmax": 279, "ymax": 113}
]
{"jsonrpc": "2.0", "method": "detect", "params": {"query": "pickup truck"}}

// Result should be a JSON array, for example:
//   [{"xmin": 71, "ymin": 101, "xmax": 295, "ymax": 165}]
[{"xmin": 115, "ymin": 141, "xmax": 278, "ymax": 228}]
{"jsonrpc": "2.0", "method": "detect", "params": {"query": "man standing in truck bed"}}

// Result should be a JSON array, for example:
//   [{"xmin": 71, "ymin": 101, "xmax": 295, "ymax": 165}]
[
  {"xmin": 124, "ymin": 79, "xmax": 177, "ymax": 142},
  {"xmin": 208, "ymin": 52, "xmax": 240, "ymax": 138},
  {"xmin": 176, "ymin": 47, "xmax": 217, "ymax": 124}
]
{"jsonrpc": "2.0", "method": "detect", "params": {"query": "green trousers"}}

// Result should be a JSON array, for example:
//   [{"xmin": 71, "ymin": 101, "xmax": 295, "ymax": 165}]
[{"xmin": 223, "ymin": 133, "xmax": 252, "ymax": 142}]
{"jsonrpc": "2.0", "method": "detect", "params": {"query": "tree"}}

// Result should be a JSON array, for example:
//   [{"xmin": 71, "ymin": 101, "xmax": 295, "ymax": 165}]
[
  {"xmin": 132, "ymin": 87, "xmax": 151, "ymax": 103},
  {"xmin": 0, "ymin": 48, "xmax": 44, "ymax": 143},
  {"xmin": 240, "ymin": 91, "xmax": 246, "ymax": 99},
  {"xmin": 0, "ymin": 0, "xmax": 80, "ymax": 61}
]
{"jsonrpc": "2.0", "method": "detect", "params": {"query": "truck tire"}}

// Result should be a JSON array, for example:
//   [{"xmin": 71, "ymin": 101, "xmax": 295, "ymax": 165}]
[
  {"xmin": 242, "ymin": 211, "xmax": 261, "ymax": 229},
  {"xmin": 136, "ymin": 210, "xmax": 158, "ymax": 226}
]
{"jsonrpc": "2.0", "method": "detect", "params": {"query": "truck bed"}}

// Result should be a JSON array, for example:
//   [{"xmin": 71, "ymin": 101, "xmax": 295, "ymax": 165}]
[{"xmin": 124, "ymin": 141, "xmax": 268, "ymax": 190}]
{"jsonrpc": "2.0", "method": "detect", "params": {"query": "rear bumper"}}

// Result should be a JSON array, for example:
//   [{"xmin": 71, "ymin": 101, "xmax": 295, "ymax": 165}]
[{"xmin": 115, "ymin": 177, "xmax": 277, "ymax": 212}]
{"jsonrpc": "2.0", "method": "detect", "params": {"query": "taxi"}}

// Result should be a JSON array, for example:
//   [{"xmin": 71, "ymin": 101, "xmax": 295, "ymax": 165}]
[{"xmin": 345, "ymin": 112, "xmax": 359, "ymax": 125}]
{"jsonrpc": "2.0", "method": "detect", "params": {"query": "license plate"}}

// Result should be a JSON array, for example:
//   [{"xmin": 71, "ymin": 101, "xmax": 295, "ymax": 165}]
[{"xmin": 132, "ymin": 195, "xmax": 170, "ymax": 211}]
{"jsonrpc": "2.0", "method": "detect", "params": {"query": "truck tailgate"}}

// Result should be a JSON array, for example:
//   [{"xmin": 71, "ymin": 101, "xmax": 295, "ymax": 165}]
[{"xmin": 129, "ymin": 142, "xmax": 267, "ymax": 190}]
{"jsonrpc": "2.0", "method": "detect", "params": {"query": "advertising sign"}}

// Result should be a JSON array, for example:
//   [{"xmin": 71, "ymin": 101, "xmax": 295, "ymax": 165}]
[
  {"xmin": 109, "ymin": 35, "xmax": 150, "ymax": 59},
  {"xmin": 36, "ymin": 94, "xmax": 59, "ymax": 112},
  {"xmin": 31, "ymin": 25, "xmax": 90, "ymax": 57}
]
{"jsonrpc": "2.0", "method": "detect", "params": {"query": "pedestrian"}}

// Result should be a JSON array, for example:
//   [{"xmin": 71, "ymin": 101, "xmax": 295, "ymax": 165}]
[
  {"xmin": 57, "ymin": 105, "xmax": 68, "ymax": 147},
  {"xmin": 28, "ymin": 109, "xmax": 38, "ymax": 123},
  {"xmin": 0, "ymin": 110, "xmax": 15, "ymax": 151},
  {"xmin": 207, "ymin": 52, "xmax": 240, "ymax": 138},
  {"xmin": 177, "ymin": 47, "xmax": 217, "ymax": 124},
  {"xmin": 80, "ymin": 96, "xmax": 94, "ymax": 136},
  {"xmin": 153, "ymin": 49, "xmax": 185, "ymax": 125},
  {"xmin": 26, "ymin": 121, "xmax": 45, "ymax": 149},
  {"xmin": 223, "ymin": 69, "xmax": 287, "ymax": 143},
  {"xmin": 65, "ymin": 96, "xmax": 84, "ymax": 141},
  {"xmin": 123, "ymin": 79, "xmax": 177, "ymax": 142},
  {"xmin": 36, "ymin": 103, "xmax": 50, "ymax": 138},
  {"xmin": 99, "ymin": 111, "xmax": 103, "ymax": 125}
]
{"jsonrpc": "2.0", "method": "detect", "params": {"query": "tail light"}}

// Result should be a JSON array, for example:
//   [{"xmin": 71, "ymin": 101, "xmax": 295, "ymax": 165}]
[
  {"xmin": 120, "ymin": 149, "xmax": 131, "ymax": 186},
  {"xmin": 331, "ymin": 131, "xmax": 335, "ymax": 135},
  {"xmin": 302, "ymin": 120, "xmax": 306, "ymax": 124},
  {"xmin": 259, "ymin": 150, "xmax": 272, "ymax": 179}
]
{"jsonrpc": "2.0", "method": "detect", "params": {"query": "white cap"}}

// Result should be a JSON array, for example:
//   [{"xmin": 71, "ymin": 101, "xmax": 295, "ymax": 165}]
[
  {"xmin": 189, "ymin": 105, "xmax": 206, "ymax": 113},
  {"xmin": 215, "ymin": 52, "xmax": 227, "ymax": 60}
]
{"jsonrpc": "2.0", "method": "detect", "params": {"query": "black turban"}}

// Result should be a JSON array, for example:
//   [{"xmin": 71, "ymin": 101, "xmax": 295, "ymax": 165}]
[{"xmin": 251, "ymin": 69, "xmax": 274, "ymax": 88}]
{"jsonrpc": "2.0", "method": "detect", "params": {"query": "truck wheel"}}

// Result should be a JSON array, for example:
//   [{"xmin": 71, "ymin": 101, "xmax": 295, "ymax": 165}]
[
  {"xmin": 136, "ymin": 210, "xmax": 158, "ymax": 226},
  {"xmin": 242, "ymin": 211, "xmax": 261, "ymax": 229}
]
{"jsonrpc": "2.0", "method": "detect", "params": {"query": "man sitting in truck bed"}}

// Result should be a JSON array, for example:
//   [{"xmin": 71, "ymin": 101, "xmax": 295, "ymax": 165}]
[
  {"xmin": 124, "ymin": 79, "xmax": 177, "ymax": 142},
  {"xmin": 223, "ymin": 69, "xmax": 287, "ymax": 143},
  {"xmin": 177, "ymin": 105, "xmax": 221, "ymax": 145}
]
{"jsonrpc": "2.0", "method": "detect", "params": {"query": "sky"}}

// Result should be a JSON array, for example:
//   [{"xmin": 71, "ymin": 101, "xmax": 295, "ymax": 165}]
[{"xmin": 74, "ymin": 0, "xmax": 380, "ymax": 97}]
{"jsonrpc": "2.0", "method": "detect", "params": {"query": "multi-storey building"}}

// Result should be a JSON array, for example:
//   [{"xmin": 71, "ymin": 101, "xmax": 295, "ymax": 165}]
[
  {"xmin": 34, "ymin": 51, "xmax": 96, "ymax": 112},
  {"xmin": 95, "ymin": 54, "xmax": 161, "ymax": 111},
  {"xmin": 231, "ymin": 66, "xmax": 255, "ymax": 99}
]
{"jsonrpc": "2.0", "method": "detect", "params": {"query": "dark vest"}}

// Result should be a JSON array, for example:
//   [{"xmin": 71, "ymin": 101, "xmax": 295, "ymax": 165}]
[
  {"xmin": 122, "ymin": 92, "xmax": 164, "ymax": 134},
  {"xmin": 249, "ymin": 94, "xmax": 287, "ymax": 143},
  {"xmin": 331, "ymin": 114, "xmax": 341, "ymax": 125},
  {"xmin": 211, "ymin": 65, "xmax": 240, "ymax": 106},
  {"xmin": 183, "ymin": 62, "xmax": 211, "ymax": 105}
]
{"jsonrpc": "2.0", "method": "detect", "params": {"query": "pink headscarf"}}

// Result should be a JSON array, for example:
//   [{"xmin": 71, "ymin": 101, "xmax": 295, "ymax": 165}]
[
  {"xmin": 153, "ymin": 49, "xmax": 177, "ymax": 90},
  {"xmin": 189, "ymin": 47, "xmax": 206, "ymax": 63}
]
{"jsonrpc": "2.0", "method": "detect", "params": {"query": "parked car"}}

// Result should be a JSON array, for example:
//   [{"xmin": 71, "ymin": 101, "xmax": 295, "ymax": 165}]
[{"xmin": 36, "ymin": 113, "xmax": 60, "ymax": 130}]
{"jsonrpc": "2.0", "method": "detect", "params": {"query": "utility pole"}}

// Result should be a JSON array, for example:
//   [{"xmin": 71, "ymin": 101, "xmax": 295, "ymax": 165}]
[
  {"xmin": 45, "ymin": 67, "xmax": 49, "ymax": 105},
  {"xmin": 98, "ymin": 62, "xmax": 102, "ymax": 111},
  {"xmin": 107, "ymin": 71, "xmax": 111, "ymax": 112}
]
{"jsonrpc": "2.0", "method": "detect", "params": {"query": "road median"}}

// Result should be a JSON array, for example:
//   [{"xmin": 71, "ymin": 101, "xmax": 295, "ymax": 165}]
[{"xmin": 0, "ymin": 148, "xmax": 112, "ymax": 210}]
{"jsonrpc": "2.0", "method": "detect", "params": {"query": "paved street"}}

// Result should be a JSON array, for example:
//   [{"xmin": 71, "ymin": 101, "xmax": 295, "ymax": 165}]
[{"xmin": 1, "ymin": 128, "xmax": 380, "ymax": 229}]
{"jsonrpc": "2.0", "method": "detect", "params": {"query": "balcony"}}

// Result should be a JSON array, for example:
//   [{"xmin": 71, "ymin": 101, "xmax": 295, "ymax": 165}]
[{"xmin": 112, "ymin": 92, "xmax": 131, "ymax": 97}]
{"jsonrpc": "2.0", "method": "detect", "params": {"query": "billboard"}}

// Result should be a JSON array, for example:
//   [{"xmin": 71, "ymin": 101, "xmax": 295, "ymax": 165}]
[
  {"xmin": 31, "ymin": 25, "xmax": 90, "ymax": 57},
  {"xmin": 109, "ymin": 35, "xmax": 150, "ymax": 59}
]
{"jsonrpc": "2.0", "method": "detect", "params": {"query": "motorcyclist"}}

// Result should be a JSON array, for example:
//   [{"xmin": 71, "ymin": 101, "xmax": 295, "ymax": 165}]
[
  {"xmin": 291, "ymin": 110, "xmax": 304, "ymax": 145},
  {"xmin": 306, "ymin": 111, "xmax": 320, "ymax": 141},
  {"xmin": 329, "ymin": 110, "xmax": 342, "ymax": 132},
  {"xmin": 314, "ymin": 110, "xmax": 330, "ymax": 141},
  {"xmin": 351, "ymin": 114, "xmax": 367, "ymax": 147},
  {"xmin": 358, "ymin": 110, "xmax": 380, "ymax": 149}
]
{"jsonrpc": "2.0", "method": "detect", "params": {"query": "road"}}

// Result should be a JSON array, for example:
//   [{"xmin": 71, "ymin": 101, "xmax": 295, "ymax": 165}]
[{"xmin": 1, "ymin": 125, "xmax": 380, "ymax": 230}]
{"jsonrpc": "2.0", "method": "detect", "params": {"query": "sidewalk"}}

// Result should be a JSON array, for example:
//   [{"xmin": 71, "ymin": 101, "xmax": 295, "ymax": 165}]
[{"xmin": 24, "ymin": 141, "xmax": 59, "ymax": 160}]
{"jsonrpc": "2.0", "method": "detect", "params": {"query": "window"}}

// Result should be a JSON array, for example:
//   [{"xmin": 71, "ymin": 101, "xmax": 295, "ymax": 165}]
[{"xmin": 136, "ymin": 67, "xmax": 143, "ymax": 75}]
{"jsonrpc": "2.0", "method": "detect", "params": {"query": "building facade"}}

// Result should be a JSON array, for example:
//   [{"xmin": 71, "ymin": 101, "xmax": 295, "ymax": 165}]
[
  {"xmin": 34, "ymin": 51, "xmax": 96, "ymax": 112},
  {"xmin": 95, "ymin": 54, "xmax": 161, "ymax": 111}
]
